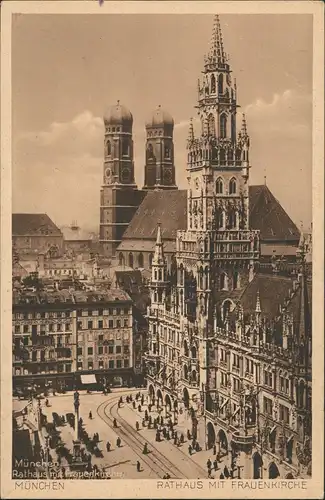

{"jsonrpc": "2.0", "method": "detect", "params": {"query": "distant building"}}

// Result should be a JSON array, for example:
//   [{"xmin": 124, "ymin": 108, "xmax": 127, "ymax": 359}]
[
  {"xmin": 12, "ymin": 287, "xmax": 135, "ymax": 391},
  {"xmin": 12, "ymin": 213, "xmax": 64, "ymax": 256},
  {"xmin": 61, "ymin": 221, "xmax": 95, "ymax": 255}
]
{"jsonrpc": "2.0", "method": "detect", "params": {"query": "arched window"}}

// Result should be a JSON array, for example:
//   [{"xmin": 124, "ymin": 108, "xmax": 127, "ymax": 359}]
[
  {"xmin": 184, "ymin": 340, "xmax": 189, "ymax": 357},
  {"xmin": 191, "ymin": 346, "xmax": 197, "ymax": 359},
  {"xmin": 138, "ymin": 253, "xmax": 144, "ymax": 268},
  {"xmin": 220, "ymin": 114, "xmax": 227, "ymax": 139},
  {"xmin": 220, "ymin": 272, "xmax": 228, "ymax": 290},
  {"xmin": 231, "ymin": 115, "xmax": 236, "ymax": 141},
  {"xmin": 118, "ymin": 252, "xmax": 124, "ymax": 266},
  {"xmin": 106, "ymin": 140, "xmax": 111, "ymax": 156},
  {"xmin": 191, "ymin": 370, "xmax": 197, "ymax": 383},
  {"xmin": 149, "ymin": 253, "xmax": 153, "ymax": 268},
  {"xmin": 218, "ymin": 73, "xmax": 224, "ymax": 94},
  {"xmin": 236, "ymin": 149, "xmax": 241, "ymax": 163},
  {"xmin": 222, "ymin": 300, "xmax": 231, "ymax": 320},
  {"xmin": 147, "ymin": 143, "xmax": 154, "ymax": 160},
  {"xmin": 254, "ymin": 236, "xmax": 259, "ymax": 251},
  {"xmin": 128, "ymin": 252, "xmax": 134, "ymax": 268},
  {"xmin": 211, "ymin": 74, "xmax": 216, "ymax": 93},
  {"xmin": 208, "ymin": 114, "xmax": 216, "ymax": 136},
  {"xmin": 233, "ymin": 271, "xmax": 240, "ymax": 289},
  {"xmin": 122, "ymin": 139, "xmax": 129, "ymax": 157},
  {"xmin": 228, "ymin": 210, "xmax": 237, "ymax": 229},
  {"xmin": 216, "ymin": 177, "xmax": 223, "ymax": 194},
  {"xmin": 216, "ymin": 210, "xmax": 225, "ymax": 229},
  {"xmin": 219, "ymin": 149, "xmax": 226, "ymax": 164},
  {"xmin": 179, "ymin": 264, "xmax": 184, "ymax": 286},
  {"xmin": 229, "ymin": 178, "xmax": 237, "ymax": 194},
  {"xmin": 227, "ymin": 149, "xmax": 233, "ymax": 164},
  {"xmin": 164, "ymin": 145, "xmax": 171, "ymax": 159}
]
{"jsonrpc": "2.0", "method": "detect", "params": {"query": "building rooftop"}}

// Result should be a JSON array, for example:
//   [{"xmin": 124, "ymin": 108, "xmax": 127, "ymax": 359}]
[
  {"xmin": 120, "ymin": 185, "xmax": 300, "ymax": 245},
  {"xmin": 13, "ymin": 286, "xmax": 131, "ymax": 306},
  {"xmin": 12, "ymin": 213, "xmax": 62, "ymax": 237}
]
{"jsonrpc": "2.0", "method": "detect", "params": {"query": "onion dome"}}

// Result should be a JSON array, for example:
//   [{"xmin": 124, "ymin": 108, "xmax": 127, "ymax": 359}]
[
  {"xmin": 104, "ymin": 100, "xmax": 133, "ymax": 126},
  {"xmin": 146, "ymin": 105, "xmax": 174, "ymax": 128}
]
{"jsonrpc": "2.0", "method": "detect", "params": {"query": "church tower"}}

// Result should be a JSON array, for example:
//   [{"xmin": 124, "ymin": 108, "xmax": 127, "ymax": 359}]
[
  {"xmin": 99, "ymin": 101, "xmax": 139, "ymax": 257},
  {"xmin": 143, "ymin": 106, "xmax": 178, "ymax": 190}
]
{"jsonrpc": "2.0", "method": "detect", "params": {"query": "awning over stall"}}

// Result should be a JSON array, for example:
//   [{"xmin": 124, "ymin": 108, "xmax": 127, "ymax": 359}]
[{"xmin": 80, "ymin": 374, "xmax": 97, "ymax": 385}]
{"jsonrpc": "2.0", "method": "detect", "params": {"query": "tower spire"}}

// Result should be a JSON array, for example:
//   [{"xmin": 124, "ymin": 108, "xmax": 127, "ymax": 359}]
[
  {"xmin": 255, "ymin": 290, "xmax": 261, "ymax": 314},
  {"xmin": 153, "ymin": 222, "xmax": 165, "ymax": 264},
  {"xmin": 206, "ymin": 15, "xmax": 227, "ymax": 68},
  {"xmin": 241, "ymin": 113, "xmax": 248, "ymax": 137}
]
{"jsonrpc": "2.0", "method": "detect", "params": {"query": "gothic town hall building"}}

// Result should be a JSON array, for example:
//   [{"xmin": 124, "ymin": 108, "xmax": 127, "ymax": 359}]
[{"xmin": 143, "ymin": 16, "xmax": 312, "ymax": 480}]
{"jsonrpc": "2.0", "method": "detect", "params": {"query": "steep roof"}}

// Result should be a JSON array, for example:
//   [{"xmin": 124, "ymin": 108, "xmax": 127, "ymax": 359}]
[
  {"xmin": 13, "ymin": 214, "xmax": 62, "ymax": 237},
  {"xmin": 249, "ymin": 185, "xmax": 300, "ymax": 242},
  {"xmin": 123, "ymin": 190, "xmax": 187, "ymax": 240},
  {"xmin": 121, "ymin": 185, "xmax": 299, "ymax": 244},
  {"xmin": 238, "ymin": 273, "xmax": 293, "ymax": 319}
]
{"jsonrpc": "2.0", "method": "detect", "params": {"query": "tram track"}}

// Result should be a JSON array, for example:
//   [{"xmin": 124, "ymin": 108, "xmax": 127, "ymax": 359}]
[{"xmin": 96, "ymin": 397, "xmax": 207, "ymax": 479}]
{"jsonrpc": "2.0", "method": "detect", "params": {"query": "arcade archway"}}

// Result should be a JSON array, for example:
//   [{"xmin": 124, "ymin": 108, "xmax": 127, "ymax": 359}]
[
  {"xmin": 148, "ymin": 384, "xmax": 155, "ymax": 404},
  {"xmin": 165, "ymin": 394, "xmax": 172, "ymax": 413},
  {"xmin": 207, "ymin": 422, "xmax": 216, "ymax": 449},
  {"xmin": 253, "ymin": 452, "xmax": 263, "ymax": 479},
  {"xmin": 183, "ymin": 387, "xmax": 190, "ymax": 409},
  {"xmin": 269, "ymin": 462, "xmax": 280, "ymax": 479},
  {"xmin": 156, "ymin": 389, "xmax": 163, "ymax": 408},
  {"xmin": 218, "ymin": 429, "xmax": 228, "ymax": 456}
]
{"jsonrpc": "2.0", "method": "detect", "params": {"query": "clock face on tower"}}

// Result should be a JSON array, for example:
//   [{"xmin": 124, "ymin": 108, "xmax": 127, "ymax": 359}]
[{"xmin": 121, "ymin": 167, "xmax": 131, "ymax": 183}]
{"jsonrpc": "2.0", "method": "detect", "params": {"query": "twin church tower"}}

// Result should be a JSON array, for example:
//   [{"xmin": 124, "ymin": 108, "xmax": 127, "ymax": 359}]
[{"xmin": 99, "ymin": 102, "xmax": 177, "ymax": 256}]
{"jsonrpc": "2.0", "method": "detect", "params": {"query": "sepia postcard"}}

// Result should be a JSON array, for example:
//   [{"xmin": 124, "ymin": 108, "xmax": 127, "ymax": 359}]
[{"xmin": 1, "ymin": 1, "xmax": 324, "ymax": 499}]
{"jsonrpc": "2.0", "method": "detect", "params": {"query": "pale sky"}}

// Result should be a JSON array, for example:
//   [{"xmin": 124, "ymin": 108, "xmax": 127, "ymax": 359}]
[{"xmin": 12, "ymin": 14, "xmax": 312, "ymax": 231}]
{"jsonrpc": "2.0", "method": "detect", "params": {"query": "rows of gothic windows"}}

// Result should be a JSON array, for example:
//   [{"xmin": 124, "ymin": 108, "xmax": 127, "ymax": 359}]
[
  {"xmin": 206, "ymin": 73, "xmax": 225, "ymax": 95},
  {"xmin": 105, "ymin": 139, "xmax": 130, "ymax": 157},
  {"xmin": 215, "ymin": 177, "xmax": 237, "ymax": 195},
  {"xmin": 215, "ymin": 209, "xmax": 238, "ymax": 230},
  {"xmin": 118, "ymin": 252, "xmax": 148, "ymax": 269},
  {"xmin": 219, "ymin": 271, "xmax": 240, "ymax": 291}
]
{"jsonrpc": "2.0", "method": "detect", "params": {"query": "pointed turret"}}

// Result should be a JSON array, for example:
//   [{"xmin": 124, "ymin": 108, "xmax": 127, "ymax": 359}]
[
  {"xmin": 187, "ymin": 118, "xmax": 194, "ymax": 144},
  {"xmin": 255, "ymin": 290, "xmax": 262, "ymax": 326},
  {"xmin": 241, "ymin": 113, "xmax": 248, "ymax": 139},
  {"xmin": 206, "ymin": 15, "xmax": 227, "ymax": 68},
  {"xmin": 153, "ymin": 222, "xmax": 164, "ymax": 266}
]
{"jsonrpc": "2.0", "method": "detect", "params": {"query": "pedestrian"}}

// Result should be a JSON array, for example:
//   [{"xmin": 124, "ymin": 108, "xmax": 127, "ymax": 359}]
[
  {"xmin": 187, "ymin": 429, "xmax": 191, "ymax": 441},
  {"xmin": 195, "ymin": 442, "xmax": 201, "ymax": 452},
  {"xmin": 126, "ymin": 396, "xmax": 129, "ymax": 403},
  {"xmin": 155, "ymin": 430, "xmax": 160, "ymax": 442},
  {"xmin": 166, "ymin": 431, "xmax": 170, "ymax": 440},
  {"xmin": 223, "ymin": 465, "xmax": 230, "ymax": 479},
  {"xmin": 106, "ymin": 441, "xmax": 111, "ymax": 452},
  {"xmin": 141, "ymin": 395, "xmax": 144, "ymax": 406},
  {"xmin": 116, "ymin": 437, "xmax": 121, "ymax": 448},
  {"xmin": 213, "ymin": 444, "xmax": 217, "ymax": 455},
  {"xmin": 145, "ymin": 409, "xmax": 149, "ymax": 420},
  {"xmin": 148, "ymin": 404, "xmax": 152, "ymax": 412},
  {"xmin": 149, "ymin": 416, "xmax": 152, "ymax": 425},
  {"xmin": 89, "ymin": 411, "xmax": 92, "ymax": 419},
  {"xmin": 133, "ymin": 401, "xmax": 136, "ymax": 409},
  {"xmin": 220, "ymin": 472, "xmax": 225, "ymax": 479},
  {"xmin": 160, "ymin": 416, "xmax": 163, "ymax": 426},
  {"xmin": 180, "ymin": 433, "xmax": 184, "ymax": 444},
  {"xmin": 142, "ymin": 418, "xmax": 146, "ymax": 427},
  {"xmin": 207, "ymin": 459, "xmax": 212, "ymax": 471},
  {"xmin": 188, "ymin": 444, "xmax": 192, "ymax": 456},
  {"xmin": 173, "ymin": 435, "xmax": 177, "ymax": 445},
  {"xmin": 214, "ymin": 459, "xmax": 218, "ymax": 471},
  {"xmin": 136, "ymin": 460, "xmax": 141, "ymax": 472},
  {"xmin": 138, "ymin": 404, "xmax": 142, "ymax": 412},
  {"xmin": 136, "ymin": 421, "xmax": 140, "ymax": 431},
  {"xmin": 113, "ymin": 418, "xmax": 117, "ymax": 428},
  {"xmin": 142, "ymin": 443, "xmax": 148, "ymax": 455}
]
